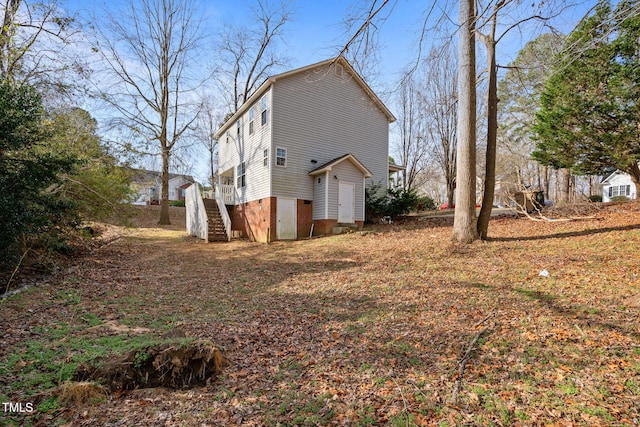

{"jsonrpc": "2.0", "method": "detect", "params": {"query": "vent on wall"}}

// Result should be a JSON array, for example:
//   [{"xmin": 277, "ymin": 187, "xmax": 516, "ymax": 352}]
[{"xmin": 335, "ymin": 63, "xmax": 344, "ymax": 78}]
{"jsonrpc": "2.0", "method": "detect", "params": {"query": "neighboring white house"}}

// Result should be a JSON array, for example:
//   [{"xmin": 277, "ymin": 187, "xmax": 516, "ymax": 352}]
[
  {"xmin": 130, "ymin": 169, "xmax": 195, "ymax": 205},
  {"xmin": 601, "ymin": 170, "xmax": 638, "ymax": 202},
  {"xmin": 208, "ymin": 56, "xmax": 397, "ymax": 242}
]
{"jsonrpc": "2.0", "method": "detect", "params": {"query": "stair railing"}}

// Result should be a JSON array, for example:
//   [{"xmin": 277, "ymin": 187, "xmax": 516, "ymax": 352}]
[
  {"xmin": 214, "ymin": 184, "xmax": 232, "ymax": 241},
  {"xmin": 185, "ymin": 184, "xmax": 208, "ymax": 241}
]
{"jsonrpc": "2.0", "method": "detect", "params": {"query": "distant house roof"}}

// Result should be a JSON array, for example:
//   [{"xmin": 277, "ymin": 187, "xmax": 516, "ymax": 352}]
[
  {"xmin": 601, "ymin": 169, "xmax": 625, "ymax": 184},
  {"xmin": 215, "ymin": 56, "xmax": 396, "ymax": 139},
  {"xmin": 308, "ymin": 154, "xmax": 372, "ymax": 178},
  {"xmin": 129, "ymin": 168, "xmax": 195, "ymax": 184}
]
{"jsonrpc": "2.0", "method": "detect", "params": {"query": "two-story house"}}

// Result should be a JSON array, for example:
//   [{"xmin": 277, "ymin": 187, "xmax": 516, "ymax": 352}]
[{"xmin": 193, "ymin": 56, "xmax": 397, "ymax": 242}]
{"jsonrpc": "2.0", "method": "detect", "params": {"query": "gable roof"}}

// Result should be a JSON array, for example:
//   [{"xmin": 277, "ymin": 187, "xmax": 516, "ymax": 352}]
[
  {"xmin": 601, "ymin": 170, "xmax": 623, "ymax": 184},
  {"xmin": 308, "ymin": 154, "xmax": 372, "ymax": 178},
  {"xmin": 214, "ymin": 56, "xmax": 396, "ymax": 139}
]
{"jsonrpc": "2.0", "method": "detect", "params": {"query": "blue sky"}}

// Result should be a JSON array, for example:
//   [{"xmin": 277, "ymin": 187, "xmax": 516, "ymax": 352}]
[
  {"xmin": 62, "ymin": 0, "xmax": 596, "ymax": 92},
  {"xmin": 59, "ymin": 0, "xmax": 595, "ymax": 180}
]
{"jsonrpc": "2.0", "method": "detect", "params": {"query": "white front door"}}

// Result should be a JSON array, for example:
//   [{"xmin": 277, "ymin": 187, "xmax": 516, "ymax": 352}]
[
  {"xmin": 338, "ymin": 182, "xmax": 355, "ymax": 223},
  {"xmin": 277, "ymin": 198, "xmax": 296, "ymax": 240}
]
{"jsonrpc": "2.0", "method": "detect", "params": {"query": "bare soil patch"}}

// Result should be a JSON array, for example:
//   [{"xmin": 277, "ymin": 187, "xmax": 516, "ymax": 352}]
[{"xmin": 1, "ymin": 202, "xmax": 639, "ymax": 426}]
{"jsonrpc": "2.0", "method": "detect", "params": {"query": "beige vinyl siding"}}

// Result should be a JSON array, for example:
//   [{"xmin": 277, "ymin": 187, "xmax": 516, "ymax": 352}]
[
  {"xmin": 312, "ymin": 172, "xmax": 328, "ymax": 220},
  {"xmin": 218, "ymin": 89, "xmax": 273, "ymax": 204},
  {"xmin": 326, "ymin": 161, "xmax": 365, "ymax": 221},
  {"xmin": 271, "ymin": 63, "xmax": 389, "ymax": 201}
]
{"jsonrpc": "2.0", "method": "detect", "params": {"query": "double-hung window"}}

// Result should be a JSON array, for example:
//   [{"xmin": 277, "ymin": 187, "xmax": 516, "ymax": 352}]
[
  {"xmin": 609, "ymin": 185, "xmax": 630, "ymax": 198},
  {"xmin": 261, "ymin": 96, "xmax": 268, "ymax": 125},
  {"xmin": 263, "ymin": 149, "xmax": 269, "ymax": 167},
  {"xmin": 236, "ymin": 162, "xmax": 246, "ymax": 188},
  {"xmin": 275, "ymin": 147, "xmax": 286, "ymax": 167},
  {"xmin": 249, "ymin": 108, "xmax": 255, "ymax": 135}
]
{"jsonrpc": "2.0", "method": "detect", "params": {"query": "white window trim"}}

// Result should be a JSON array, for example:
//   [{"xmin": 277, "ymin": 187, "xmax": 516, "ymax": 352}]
[
  {"xmin": 261, "ymin": 96, "xmax": 268, "ymax": 126},
  {"xmin": 249, "ymin": 108, "xmax": 255, "ymax": 135},
  {"xmin": 609, "ymin": 184, "xmax": 630, "ymax": 197},
  {"xmin": 275, "ymin": 146, "xmax": 287, "ymax": 167},
  {"xmin": 236, "ymin": 162, "xmax": 246, "ymax": 189}
]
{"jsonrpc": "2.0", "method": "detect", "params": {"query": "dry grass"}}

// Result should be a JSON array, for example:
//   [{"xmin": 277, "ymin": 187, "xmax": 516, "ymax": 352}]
[
  {"xmin": 1, "ymin": 203, "xmax": 639, "ymax": 426},
  {"xmin": 56, "ymin": 382, "xmax": 108, "ymax": 407}
]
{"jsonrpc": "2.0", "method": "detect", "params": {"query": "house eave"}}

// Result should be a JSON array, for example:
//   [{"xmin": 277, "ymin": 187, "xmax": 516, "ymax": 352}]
[{"xmin": 388, "ymin": 163, "xmax": 405, "ymax": 173}]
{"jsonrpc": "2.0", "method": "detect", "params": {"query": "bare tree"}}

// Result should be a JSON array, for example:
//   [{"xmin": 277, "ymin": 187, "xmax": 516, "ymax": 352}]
[
  {"xmin": 452, "ymin": 0, "xmax": 479, "ymax": 243},
  {"xmin": 396, "ymin": 71, "xmax": 428, "ymax": 190},
  {"xmin": 475, "ymin": 0, "xmax": 570, "ymax": 238},
  {"xmin": 215, "ymin": 0, "xmax": 291, "ymax": 113},
  {"xmin": 193, "ymin": 96, "xmax": 223, "ymax": 188},
  {"xmin": 339, "ymin": 0, "xmax": 396, "ymax": 85},
  {"xmin": 94, "ymin": 0, "xmax": 205, "ymax": 224},
  {"xmin": 497, "ymin": 32, "xmax": 564, "ymax": 202},
  {"xmin": 0, "ymin": 0, "xmax": 82, "ymax": 92},
  {"xmin": 422, "ymin": 43, "xmax": 458, "ymax": 208}
]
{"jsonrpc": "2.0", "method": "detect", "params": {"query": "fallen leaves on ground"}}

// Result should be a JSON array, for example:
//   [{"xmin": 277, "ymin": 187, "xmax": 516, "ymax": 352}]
[{"xmin": 1, "ymin": 203, "xmax": 639, "ymax": 426}]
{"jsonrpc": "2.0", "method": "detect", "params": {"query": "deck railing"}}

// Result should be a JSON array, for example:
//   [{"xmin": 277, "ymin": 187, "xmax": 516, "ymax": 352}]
[{"xmin": 216, "ymin": 184, "xmax": 235, "ymax": 205}]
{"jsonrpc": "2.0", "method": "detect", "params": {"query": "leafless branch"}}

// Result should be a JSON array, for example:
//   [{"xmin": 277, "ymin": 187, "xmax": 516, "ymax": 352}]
[{"xmin": 450, "ymin": 313, "xmax": 494, "ymax": 405}]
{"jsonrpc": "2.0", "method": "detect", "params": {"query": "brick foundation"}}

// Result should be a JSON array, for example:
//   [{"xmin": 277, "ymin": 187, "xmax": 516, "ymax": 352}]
[
  {"xmin": 230, "ymin": 197, "xmax": 361, "ymax": 241},
  {"xmin": 230, "ymin": 197, "xmax": 276, "ymax": 242},
  {"xmin": 312, "ymin": 219, "xmax": 364, "ymax": 236},
  {"xmin": 297, "ymin": 200, "xmax": 313, "ymax": 238},
  {"xmin": 312, "ymin": 219, "xmax": 338, "ymax": 236}
]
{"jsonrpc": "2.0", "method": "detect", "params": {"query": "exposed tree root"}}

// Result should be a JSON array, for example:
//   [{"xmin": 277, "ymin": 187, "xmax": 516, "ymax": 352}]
[{"xmin": 74, "ymin": 339, "xmax": 228, "ymax": 391}]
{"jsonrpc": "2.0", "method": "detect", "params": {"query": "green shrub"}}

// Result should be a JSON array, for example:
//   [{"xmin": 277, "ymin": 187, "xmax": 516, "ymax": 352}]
[
  {"xmin": 365, "ymin": 185, "xmax": 433, "ymax": 222},
  {"xmin": 588, "ymin": 195, "xmax": 602, "ymax": 202},
  {"xmin": 610, "ymin": 195, "xmax": 629, "ymax": 202},
  {"xmin": 169, "ymin": 200, "xmax": 186, "ymax": 207},
  {"xmin": 0, "ymin": 82, "xmax": 79, "ymax": 268},
  {"xmin": 416, "ymin": 194, "xmax": 437, "ymax": 211}
]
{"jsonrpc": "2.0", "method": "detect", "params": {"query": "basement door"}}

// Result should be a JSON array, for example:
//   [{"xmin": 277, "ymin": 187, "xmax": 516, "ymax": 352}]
[
  {"xmin": 277, "ymin": 198, "xmax": 296, "ymax": 240},
  {"xmin": 338, "ymin": 181, "xmax": 355, "ymax": 224}
]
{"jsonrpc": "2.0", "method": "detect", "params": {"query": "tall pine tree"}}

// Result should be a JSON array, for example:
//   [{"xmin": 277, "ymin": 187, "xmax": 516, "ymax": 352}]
[{"xmin": 532, "ymin": 0, "xmax": 640, "ymax": 194}]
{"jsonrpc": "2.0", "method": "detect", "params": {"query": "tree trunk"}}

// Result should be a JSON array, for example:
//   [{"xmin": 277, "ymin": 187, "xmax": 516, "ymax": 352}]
[
  {"xmin": 477, "ymin": 29, "xmax": 498, "ymax": 240},
  {"xmin": 447, "ymin": 180, "xmax": 455, "ymax": 208},
  {"xmin": 560, "ymin": 168, "xmax": 571, "ymax": 204},
  {"xmin": 627, "ymin": 162, "xmax": 640, "ymax": 199},
  {"xmin": 447, "ymin": 143, "xmax": 456, "ymax": 208},
  {"xmin": 159, "ymin": 148, "xmax": 171, "ymax": 225},
  {"xmin": 0, "ymin": 0, "xmax": 21, "ymax": 77},
  {"xmin": 452, "ymin": 0, "xmax": 479, "ymax": 244},
  {"xmin": 210, "ymin": 143, "xmax": 216, "ymax": 188},
  {"xmin": 541, "ymin": 165, "xmax": 550, "ymax": 199}
]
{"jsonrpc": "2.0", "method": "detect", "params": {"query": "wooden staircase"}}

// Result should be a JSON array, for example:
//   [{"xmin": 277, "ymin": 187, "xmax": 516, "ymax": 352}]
[{"xmin": 203, "ymin": 199, "xmax": 228, "ymax": 242}]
